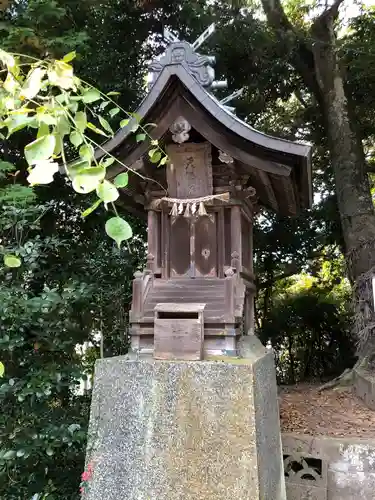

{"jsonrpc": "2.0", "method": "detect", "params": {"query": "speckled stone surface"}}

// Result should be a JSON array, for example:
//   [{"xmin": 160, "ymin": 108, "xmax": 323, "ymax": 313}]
[{"xmin": 85, "ymin": 338, "xmax": 286, "ymax": 499}]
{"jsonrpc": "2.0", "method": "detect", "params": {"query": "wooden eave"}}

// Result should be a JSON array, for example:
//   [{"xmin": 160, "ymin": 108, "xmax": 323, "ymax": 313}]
[{"xmin": 99, "ymin": 63, "xmax": 312, "ymax": 216}]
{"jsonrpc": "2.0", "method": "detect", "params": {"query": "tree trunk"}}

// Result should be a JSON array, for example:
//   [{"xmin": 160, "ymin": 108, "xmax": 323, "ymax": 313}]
[
  {"xmin": 311, "ymin": 14, "xmax": 375, "ymax": 281},
  {"xmin": 261, "ymin": 0, "xmax": 375, "ymax": 359}
]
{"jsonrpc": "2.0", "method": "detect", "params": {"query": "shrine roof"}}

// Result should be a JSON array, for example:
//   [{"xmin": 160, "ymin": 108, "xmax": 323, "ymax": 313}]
[{"xmin": 98, "ymin": 30, "xmax": 312, "ymax": 216}]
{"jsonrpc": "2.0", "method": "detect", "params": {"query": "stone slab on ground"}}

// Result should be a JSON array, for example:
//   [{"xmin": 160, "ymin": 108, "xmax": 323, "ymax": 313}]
[
  {"xmin": 282, "ymin": 433, "xmax": 375, "ymax": 500},
  {"xmin": 86, "ymin": 338, "xmax": 286, "ymax": 500},
  {"xmin": 354, "ymin": 362, "xmax": 375, "ymax": 411}
]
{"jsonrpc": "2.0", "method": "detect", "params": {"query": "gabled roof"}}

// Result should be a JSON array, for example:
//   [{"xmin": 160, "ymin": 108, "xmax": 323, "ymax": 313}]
[{"xmin": 98, "ymin": 42, "xmax": 312, "ymax": 216}]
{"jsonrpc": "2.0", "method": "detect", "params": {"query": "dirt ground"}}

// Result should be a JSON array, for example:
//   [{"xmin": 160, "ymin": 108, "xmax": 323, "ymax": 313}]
[{"xmin": 279, "ymin": 383, "xmax": 375, "ymax": 438}]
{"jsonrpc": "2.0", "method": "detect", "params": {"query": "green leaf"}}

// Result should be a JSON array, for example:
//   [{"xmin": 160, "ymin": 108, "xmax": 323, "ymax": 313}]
[
  {"xmin": 55, "ymin": 114, "xmax": 71, "ymax": 136},
  {"xmin": 0, "ymin": 362, "xmax": 4, "ymax": 378},
  {"xmin": 120, "ymin": 118, "xmax": 129, "ymax": 128},
  {"xmin": 150, "ymin": 151, "xmax": 161, "ymax": 164},
  {"xmin": 48, "ymin": 61, "xmax": 74, "ymax": 90},
  {"xmin": 82, "ymin": 88, "xmax": 101, "ymax": 103},
  {"xmin": 4, "ymin": 255, "xmax": 21, "ymax": 268},
  {"xmin": 131, "ymin": 112, "xmax": 142, "ymax": 122},
  {"xmin": 3, "ymin": 450, "xmax": 16, "ymax": 460},
  {"xmin": 98, "ymin": 115, "xmax": 113, "ymax": 135},
  {"xmin": 36, "ymin": 122, "xmax": 49, "ymax": 140},
  {"xmin": 63, "ymin": 51, "xmax": 76, "ymax": 63},
  {"xmin": 25, "ymin": 135, "xmax": 56, "ymax": 166},
  {"xmin": 81, "ymin": 199, "xmax": 102, "ymax": 217},
  {"xmin": 53, "ymin": 136, "xmax": 62, "ymax": 156},
  {"xmin": 68, "ymin": 100, "xmax": 79, "ymax": 114},
  {"xmin": 100, "ymin": 157, "xmax": 115, "ymax": 168},
  {"xmin": 107, "ymin": 91, "xmax": 120, "ymax": 96},
  {"xmin": 109, "ymin": 107, "xmax": 120, "ymax": 117},
  {"xmin": 38, "ymin": 114, "xmax": 56, "ymax": 126},
  {"xmin": 69, "ymin": 131, "xmax": 83, "ymax": 148},
  {"xmin": 105, "ymin": 217, "xmax": 133, "ymax": 247},
  {"xmin": 96, "ymin": 180, "xmax": 119, "ymax": 203},
  {"xmin": 159, "ymin": 156, "xmax": 168, "ymax": 166},
  {"xmin": 21, "ymin": 68, "xmax": 46, "ymax": 100},
  {"xmin": 79, "ymin": 144, "xmax": 94, "ymax": 161},
  {"xmin": 46, "ymin": 448, "xmax": 54, "ymax": 457},
  {"xmin": 136, "ymin": 133, "xmax": 146, "ymax": 143},
  {"xmin": 114, "ymin": 172, "xmax": 129, "ymax": 188},
  {"xmin": 5, "ymin": 114, "xmax": 34, "ymax": 136},
  {"xmin": 99, "ymin": 101, "xmax": 110, "ymax": 110},
  {"xmin": 55, "ymin": 93, "xmax": 67, "ymax": 105},
  {"xmin": 87, "ymin": 122, "xmax": 108, "ymax": 137},
  {"xmin": 68, "ymin": 424, "xmax": 81, "ymax": 434},
  {"xmin": 0, "ymin": 49, "xmax": 15, "ymax": 69},
  {"xmin": 72, "ymin": 167, "xmax": 105, "ymax": 194},
  {"xmin": 27, "ymin": 159, "xmax": 59, "ymax": 185},
  {"xmin": 130, "ymin": 121, "xmax": 139, "ymax": 132},
  {"xmin": 16, "ymin": 449, "xmax": 25, "ymax": 458},
  {"xmin": 75, "ymin": 111, "xmax": 87, "ymax": 133},
  {"xmin": 67, "ymin": 159, "xmax": 90, "ymax": 178},
  {"xmin": 3, "ymin": 72, "xmax": 19, "ymax": 94}
]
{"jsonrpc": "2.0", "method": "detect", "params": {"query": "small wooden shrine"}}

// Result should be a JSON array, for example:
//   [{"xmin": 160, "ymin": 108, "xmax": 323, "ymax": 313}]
[{"xmin": 98, "ymin": 26, "xmax": 312, "ymax": 359}]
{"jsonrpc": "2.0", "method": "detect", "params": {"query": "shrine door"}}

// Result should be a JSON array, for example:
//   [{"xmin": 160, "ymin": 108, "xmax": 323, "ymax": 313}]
[{"xmin": 169, "ymin": 214, "xmax": 217, "ymax": 278}]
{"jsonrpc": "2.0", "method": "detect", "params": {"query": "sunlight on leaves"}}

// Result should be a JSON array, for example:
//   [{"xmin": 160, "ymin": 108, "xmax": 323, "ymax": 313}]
[
  {"xmin": 4, "ymin": 254, "xmax": 21, "ymax": 268},
  {"xmin": 27, "ymin": 160, "xmax": 59, "ymax": 185},
  {"xmin": 96, "ymin": 180, "xmax": 119, "ymax": 203},
  {"xmin": 25, "ymin": 135, "xmax": 56, "ymax": 166}
]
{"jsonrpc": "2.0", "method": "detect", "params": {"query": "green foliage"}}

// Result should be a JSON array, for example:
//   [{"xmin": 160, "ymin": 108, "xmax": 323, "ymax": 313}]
[
  {"xmin": 0, "ymin": 167, "xmax": 145, "ymax": 498},
  {"xmin": 258, "ymin": 257, "xmax": 356, "ymax": 384},
  {"xmin": 0, "ymin": 2, "xmax": 152, "ymax": 497},
  {"xmin": 0, "ymin": 47, "xmax": 165, "ymax": 256}
]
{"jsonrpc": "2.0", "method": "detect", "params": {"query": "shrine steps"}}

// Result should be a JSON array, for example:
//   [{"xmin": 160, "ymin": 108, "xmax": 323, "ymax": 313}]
[{"xmin": 141, "ymin": 278, "xmax": 242, "ymax": 322}]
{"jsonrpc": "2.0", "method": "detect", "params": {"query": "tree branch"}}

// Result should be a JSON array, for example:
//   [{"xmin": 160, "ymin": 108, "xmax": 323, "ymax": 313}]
[
  {"xmin": 312, "ymin": 0, "xmax": 346, "ymax": 40},
  {"xmin": 260, "ymin": 0, "xmax": 295, "ymax": 33},
  {"xmin": 260, "ymin": 0, "xmax": 325, "ymax": 111},
  {"xmin": 317, "ymin": 0, "xmax": 346, "ymax": 23}
]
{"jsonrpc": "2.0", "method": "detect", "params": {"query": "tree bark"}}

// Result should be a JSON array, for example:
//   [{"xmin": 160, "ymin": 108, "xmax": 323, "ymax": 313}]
[{"xmin": 261, "ymin": 0, "xmax": 375, "ymax": 358}]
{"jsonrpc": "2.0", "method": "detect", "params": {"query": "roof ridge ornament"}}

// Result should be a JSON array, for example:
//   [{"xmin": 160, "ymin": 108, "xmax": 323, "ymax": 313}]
[
  {"xmin": 148, "ymin": 25, "xmax": 245, "ymax": 115},
  {"xmin": 148, "ymin": 24, "xmax": 228, "ymax": 91}
]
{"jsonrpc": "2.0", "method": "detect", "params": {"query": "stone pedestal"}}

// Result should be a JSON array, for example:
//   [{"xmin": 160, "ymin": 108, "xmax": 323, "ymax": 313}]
[{"xmin": 85, "ymin": 337, "xmax": 286, "ymax": 500}]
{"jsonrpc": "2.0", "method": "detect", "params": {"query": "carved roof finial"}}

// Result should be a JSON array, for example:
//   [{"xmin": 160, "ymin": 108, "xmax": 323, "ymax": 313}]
[{"xmin": 148, "ymin": 24, "xmax": 227, "ymax": 91}]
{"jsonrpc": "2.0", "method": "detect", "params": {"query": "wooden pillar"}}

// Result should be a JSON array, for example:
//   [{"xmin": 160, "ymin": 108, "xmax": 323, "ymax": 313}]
[
  {"xmin": 189, "ymin": 218, "xmax": 196, "ymax": 278},
  {"xmin": 245, "ymin": 289, "xmax": 255, "ymax": 335},
  {"xmin": 131, "ymin": 271, "xmax": 144, "ymax": 320},
  {"xmin": 224, "ymin": 268, "xmax": 235, "ymax": 319},
  {"xmin": 147, "ymin": 209, "xmax": 158, "ymax": 274},
  {"xmin": 249, "ymin": 219, "xmax": 254, "ymax": 274},
  {"xmin": 231, "ymin": 205, "xmax": 242, "ymax": 272},
  {"xmin": 217, "ymin": 208, "xmax": 225, "ymax": 278},
  {"xmin": 161, "ymin": 211, "xmax": 170, "ymax": 279}
]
